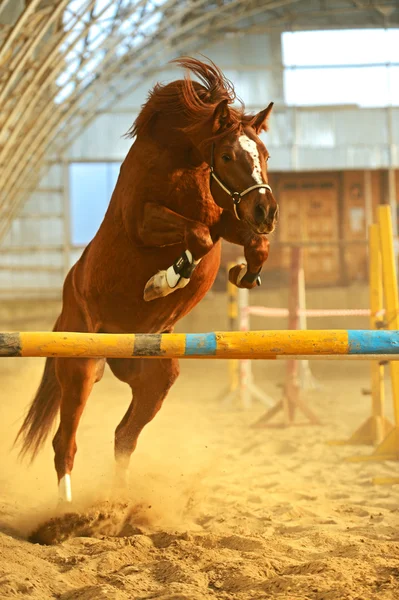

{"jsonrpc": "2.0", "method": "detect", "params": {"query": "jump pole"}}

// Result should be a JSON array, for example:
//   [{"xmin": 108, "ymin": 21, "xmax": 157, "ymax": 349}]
[
  {"xmin": 348, "ymin": 205, "xmax": 399, "ymax": 470},
  {"xmin": 2, "ymin": 330, "xmax": 399, "ymax": 359}
]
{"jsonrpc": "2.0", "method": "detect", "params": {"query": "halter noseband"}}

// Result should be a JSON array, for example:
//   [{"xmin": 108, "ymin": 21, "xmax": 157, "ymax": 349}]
[{"xmin": 209, "ymin": 143, "xmax": 273, "ymax": 220}]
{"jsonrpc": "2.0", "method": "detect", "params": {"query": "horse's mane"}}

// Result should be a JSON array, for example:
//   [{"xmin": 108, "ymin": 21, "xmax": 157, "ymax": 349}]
[{"xmin": 127, "ymin": 56, "xmax": 252, "ymax": 147}]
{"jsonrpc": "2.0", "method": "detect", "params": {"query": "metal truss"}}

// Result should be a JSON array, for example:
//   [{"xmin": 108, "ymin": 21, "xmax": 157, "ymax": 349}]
[{"xmin": 0, "ymin": 0, "xmax": 398, "ymax": 242}]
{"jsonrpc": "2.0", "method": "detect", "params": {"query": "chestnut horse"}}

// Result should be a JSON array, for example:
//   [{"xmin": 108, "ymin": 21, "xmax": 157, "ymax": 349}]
[{"xmin": 16, "ymin": 57, "xmax": 278, "ymax": 503}]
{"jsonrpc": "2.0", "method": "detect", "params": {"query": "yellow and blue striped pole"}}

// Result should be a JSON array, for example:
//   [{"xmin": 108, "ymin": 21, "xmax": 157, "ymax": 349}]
[{"xmin": 2, "ymin": 330, "xmax": 399, "ymax": 360}]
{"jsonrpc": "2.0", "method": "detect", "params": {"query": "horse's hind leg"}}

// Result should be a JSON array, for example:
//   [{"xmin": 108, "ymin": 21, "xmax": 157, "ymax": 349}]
[
  {"xmin": 107, "ymin": 357, "xmax": 179, "ymax": 486},
  {"xmin": 53, "ymin": 357, "xmax": 105, "ymax": 503}
]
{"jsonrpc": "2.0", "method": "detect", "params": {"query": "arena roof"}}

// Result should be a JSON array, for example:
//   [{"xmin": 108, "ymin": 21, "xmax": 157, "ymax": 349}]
[{"xmin": 0, "ymin": 0, "xmax": 398, "ymax": 241}]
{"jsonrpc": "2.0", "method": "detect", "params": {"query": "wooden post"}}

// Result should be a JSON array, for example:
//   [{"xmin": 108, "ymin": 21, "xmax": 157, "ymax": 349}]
[
  {"xmin": 239, "ymin": 286, "xmax": 251, "ymax": 409},
  {"xmin": 297, "ymin": 254, "xmax": 318, "ymax": 391},
  {"xmin": 221, "ymin": 261, "xmax": 274, "ymax": 410},
  {"xmin": 252, "ymin": 246, "xmax": 320, "ymax": 428},
  {"xmin": 227, "ymin": 261, "xmax": 239, "ymax": 395},
  {"xmin": 284, "ymin": 246, "xmax": 301, "ymax": 423},
  {"xmin": 219, "ymin": 262, "xmax": 239, "ymax": 407}
]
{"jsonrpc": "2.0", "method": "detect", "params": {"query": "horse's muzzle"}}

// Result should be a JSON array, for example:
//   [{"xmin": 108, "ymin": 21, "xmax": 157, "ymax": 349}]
[{"xmin": 251, "ymin": 203, "xmax": 279, "ymax": 234}]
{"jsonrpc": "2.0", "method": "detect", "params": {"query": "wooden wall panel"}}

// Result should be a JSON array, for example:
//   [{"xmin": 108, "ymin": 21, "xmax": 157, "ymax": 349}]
[
  {"xmin": 342, "ymin": 171, "xmax": 368, "ymax": 282},
  {"xmin": 277, "ymin": 174, "xmax": 340, "ymax": 284}
]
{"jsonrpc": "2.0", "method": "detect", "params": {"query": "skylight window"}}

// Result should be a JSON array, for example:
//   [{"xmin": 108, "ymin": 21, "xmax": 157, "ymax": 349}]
[{"xmin": 282, "ymin": 29, "xmax": 399, "ymax": 107}]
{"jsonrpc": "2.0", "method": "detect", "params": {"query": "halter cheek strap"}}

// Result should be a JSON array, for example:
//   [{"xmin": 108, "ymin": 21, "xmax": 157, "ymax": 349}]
[{"xmin": 209, "ymin": 143, "xmax": 273, "ymax": 220}]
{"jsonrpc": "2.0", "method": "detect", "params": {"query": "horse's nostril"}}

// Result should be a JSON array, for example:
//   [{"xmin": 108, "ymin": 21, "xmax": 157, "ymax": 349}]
[{"xmin": 255, "ymin": 204, "xmax": 268, "ymax": 224}]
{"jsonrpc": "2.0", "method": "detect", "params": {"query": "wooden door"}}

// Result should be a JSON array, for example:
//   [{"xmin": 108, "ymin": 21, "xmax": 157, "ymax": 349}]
[{"xmin": 278, "ymin": 177, "xmax": 340, "ymax": 285}]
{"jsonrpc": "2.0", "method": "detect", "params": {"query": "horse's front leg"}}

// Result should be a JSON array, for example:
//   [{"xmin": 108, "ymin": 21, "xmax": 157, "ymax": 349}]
[
  {"xmin": 218, "ymin": 210, "xmax": 270, "ymax": 289},
  {"xmin": 138, "ymin": 203, "xmax": 215, "ymax": 301}
]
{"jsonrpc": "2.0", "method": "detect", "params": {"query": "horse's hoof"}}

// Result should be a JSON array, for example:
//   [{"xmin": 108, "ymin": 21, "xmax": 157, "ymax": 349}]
[
  {"xmin": 144, "ymin": 271, "xmax": 168, "ymax": 301},
  {"xmin": 228, "ymin": 264, "xmax": 260, "ymax": 290},
  {"xmin": 143, "ymin": 270, "xmax": 189, "ymax": 302}
]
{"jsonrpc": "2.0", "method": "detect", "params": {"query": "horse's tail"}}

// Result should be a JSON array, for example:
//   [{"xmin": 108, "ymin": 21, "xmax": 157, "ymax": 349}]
[{"xmin": 15, "ymin": 324, "xmax": 61, "ymax": 461}]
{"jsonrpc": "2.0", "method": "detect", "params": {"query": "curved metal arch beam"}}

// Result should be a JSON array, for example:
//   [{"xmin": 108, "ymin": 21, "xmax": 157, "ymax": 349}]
[
  {"xmin": 0, "ymin": 0, "xmax": 256, "ymax": 208},
  {"xmin": 0, "ymin": 0, "xmax": 196, "ymax": 180},
  {"xmin": 0, "ymin": 0, "xmax": 43, "ymax": 64},
  {"xmin": 0, "ymin": 0, "xmax": 103, "ymax": 155},
  {"xmin": 0, "ymin": 0, "xmax": 77, "ymax": 107}
]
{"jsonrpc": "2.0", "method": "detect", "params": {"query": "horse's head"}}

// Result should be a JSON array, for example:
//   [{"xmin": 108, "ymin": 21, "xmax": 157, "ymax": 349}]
[
  {"xmin": 140, "ymin": 56, "xmax": 278, "ymax": 234},
  {"xmin": 209, "ymin": 100, "xmax": 278, "ymax": 235}
]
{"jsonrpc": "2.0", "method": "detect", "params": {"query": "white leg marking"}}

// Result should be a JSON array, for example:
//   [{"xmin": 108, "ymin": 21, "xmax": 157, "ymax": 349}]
[
  {"xmin": 59, "ymin": 474, "xmax": 72, "ymax": 503},
  {"xmin": 238, "ymin": 135, "xmax": 266, "ymax": 194}
]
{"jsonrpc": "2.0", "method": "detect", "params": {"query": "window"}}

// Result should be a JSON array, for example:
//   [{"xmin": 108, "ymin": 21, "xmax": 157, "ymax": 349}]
[
  {"xmin": 69, "ymin": 162, "xmax": 120, "ymax": 245},
  {"xmin": 282, "ymin": 29, "xmax": 399, "ymax": 107}
]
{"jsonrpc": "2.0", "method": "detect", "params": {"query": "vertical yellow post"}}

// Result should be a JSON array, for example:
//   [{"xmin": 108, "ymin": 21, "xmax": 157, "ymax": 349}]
[
  {"xmin": 369, "ymin": 206, "xmax": 399, "ymax": 481},
  {"xmin": 379, "ymin": 206, "xmax": 399, "ymax": 430},
  {"xmin": 329, "ymin": 225, "xmax": 392, "ymax": 446},
  {"xmin": 348, "ymin": 206, "xmax": 399, "ymax": 465},
  {"xmin": 369, "ymin": 224, "xmax": 391, "ymax": 442}
]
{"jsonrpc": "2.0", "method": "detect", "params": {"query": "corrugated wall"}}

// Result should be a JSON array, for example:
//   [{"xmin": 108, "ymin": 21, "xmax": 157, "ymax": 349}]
[
  {"xmin": 65, "ymin": 105, "xmax": 399, "ymax": 169},
  {"xmin": 0, "ymin": 164, "xmax": 65, "ymax": 296}
]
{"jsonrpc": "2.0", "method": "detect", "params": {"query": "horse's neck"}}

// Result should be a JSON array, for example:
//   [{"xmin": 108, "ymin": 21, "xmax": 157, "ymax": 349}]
[{"xmin": 119, "ymin": 133, "xmax": 221, "ymax": 225}]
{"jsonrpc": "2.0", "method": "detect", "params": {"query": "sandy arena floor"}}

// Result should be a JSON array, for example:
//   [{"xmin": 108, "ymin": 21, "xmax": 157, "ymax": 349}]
[{"xmin": 0, "ymin": 356, "xmax": 398, "ymax": 600}]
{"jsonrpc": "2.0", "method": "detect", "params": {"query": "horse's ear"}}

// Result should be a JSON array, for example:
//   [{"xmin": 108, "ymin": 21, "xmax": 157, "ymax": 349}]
[
  {"xmin": 212, "ymin": 99, "xmax": 232, "ymax": 133},
  {"xmin": 250, "ymin": 102, "xmax": 274, "ymax": 134}
]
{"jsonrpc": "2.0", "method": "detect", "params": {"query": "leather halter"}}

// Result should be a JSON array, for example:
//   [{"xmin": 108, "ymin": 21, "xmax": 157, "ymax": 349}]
[{"xmin": 209, "ymin": 143, "xmax": 273, "ymax": 220}]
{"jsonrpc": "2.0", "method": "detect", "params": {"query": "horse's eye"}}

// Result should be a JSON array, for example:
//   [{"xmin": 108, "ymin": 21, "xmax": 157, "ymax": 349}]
[
  {"xmin": 267, "ymin": 155, "xmax": 271, "ymax": 162},
  {"xmin": 222, "ymin": 154, "xmax": 231, "ymax": 163}
]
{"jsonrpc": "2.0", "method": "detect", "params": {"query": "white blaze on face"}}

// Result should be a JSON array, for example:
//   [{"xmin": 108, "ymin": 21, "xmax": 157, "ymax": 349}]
[{"xmin": 238, "ymin": 134, "xmax": 266, "ymax": 194}]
